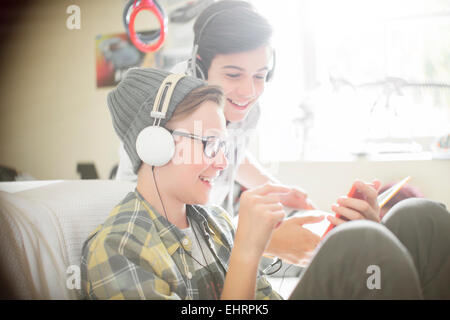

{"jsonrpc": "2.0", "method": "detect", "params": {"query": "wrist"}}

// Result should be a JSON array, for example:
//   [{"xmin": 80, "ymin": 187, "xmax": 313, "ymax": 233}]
[
  {"xmin": 264, "ymin": 229, "xmax": 281, "ymax": 256},
  {"xmin": 230, "ymin": 243, "xmax": 262, "ymax": 269}
]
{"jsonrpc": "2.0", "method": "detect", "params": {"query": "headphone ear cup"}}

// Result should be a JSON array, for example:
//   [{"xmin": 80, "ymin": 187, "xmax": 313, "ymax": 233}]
[
  {"xmin": 136, "ymin": 126, "xmax": 175, "ymax": 167},
  {"xmin": 266, "ymin": 50, "xmax": 276, "ymax": 82},
  {"xmin": 265, "ymin": 69, "xmax": 273, "ymax": 82},
  {"xmin": 195, "ymin": 58, "xmax": 207, "ymax": 80}
]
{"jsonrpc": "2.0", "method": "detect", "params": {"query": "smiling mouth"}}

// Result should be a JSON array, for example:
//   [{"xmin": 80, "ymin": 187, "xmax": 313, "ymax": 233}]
[
  {"xmin": 227, "ymin": 98, "xmax": 252, "ymax": 110},
  {"xmin": 199, "ymin": 175, "xmax": 217, "ymax": 187}
]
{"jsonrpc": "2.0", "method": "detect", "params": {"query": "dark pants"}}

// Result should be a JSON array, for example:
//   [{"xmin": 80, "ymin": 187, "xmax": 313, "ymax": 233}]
[{"xmin": 289, "ymin": 198, "xmax": 450, "ymax": 299}]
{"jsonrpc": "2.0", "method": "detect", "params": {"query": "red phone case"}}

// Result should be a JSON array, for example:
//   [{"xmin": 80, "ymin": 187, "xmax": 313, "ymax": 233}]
[{"xmin": 322, "ymin": 184, "xmax": 366, "ymax": 238}]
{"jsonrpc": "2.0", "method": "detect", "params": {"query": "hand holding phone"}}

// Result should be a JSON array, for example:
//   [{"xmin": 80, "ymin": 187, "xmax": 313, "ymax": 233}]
[
  {"xmin": 322, "ymin": 184, "xmax": 366, "ymax": 237},
  {"xmin": 321, "ymin": 176, "xmax": 411, "ymax": 238}
]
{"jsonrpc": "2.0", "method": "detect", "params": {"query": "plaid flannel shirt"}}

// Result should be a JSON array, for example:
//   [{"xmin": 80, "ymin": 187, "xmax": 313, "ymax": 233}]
[{"xmin": 81, "ymin": 190, "xmax": 281, "ymax": 300}]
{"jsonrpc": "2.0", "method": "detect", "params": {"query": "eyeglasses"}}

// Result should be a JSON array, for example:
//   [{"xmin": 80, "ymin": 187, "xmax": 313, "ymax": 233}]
[{"xmin": 168, "ymin": 129, "xmax": 230, "ymax": 159}]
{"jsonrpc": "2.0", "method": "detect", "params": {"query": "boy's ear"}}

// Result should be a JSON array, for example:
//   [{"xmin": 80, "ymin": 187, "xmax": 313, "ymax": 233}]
[{"xmin": 171, "ymin": 139, "xmax": 190, "ymax": 166}]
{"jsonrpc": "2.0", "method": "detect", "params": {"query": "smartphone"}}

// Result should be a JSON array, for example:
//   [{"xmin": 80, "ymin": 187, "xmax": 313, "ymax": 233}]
[{"xmin": 321, "ymin": 176, "xmax": 411, "ymax": 238}]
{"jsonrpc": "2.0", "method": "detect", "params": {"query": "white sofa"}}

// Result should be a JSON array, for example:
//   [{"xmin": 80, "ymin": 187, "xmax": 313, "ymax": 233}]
[
  {"xmin": 0, "ymin": 180, "xmax": 135, "ymax": 299},
  {"xmin": 0, "ymin": 179, "xmax": 298, "ymax": 299}
]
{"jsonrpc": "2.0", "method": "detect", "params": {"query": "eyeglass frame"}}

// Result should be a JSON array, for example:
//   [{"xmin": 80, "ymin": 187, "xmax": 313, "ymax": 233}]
[{"xmin": 167, "ymin": 129, "xmax": 230, "ymax": 159}]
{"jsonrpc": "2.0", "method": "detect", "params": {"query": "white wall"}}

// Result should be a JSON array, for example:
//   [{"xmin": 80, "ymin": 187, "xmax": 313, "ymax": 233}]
[
  {"xmin": 0, "ymin": 0, "xmax": 125, "ymax": 180},
  {"xmin": 0, "ymin": 1, "xmax": 448, "ymax": 210},
  {"xmin": 0, "ymin": 0, "xmax": 191, "ymax": 180},
  {"xmin": 262, "ymin": 159, "xmax": 450, "ymax": 211}
]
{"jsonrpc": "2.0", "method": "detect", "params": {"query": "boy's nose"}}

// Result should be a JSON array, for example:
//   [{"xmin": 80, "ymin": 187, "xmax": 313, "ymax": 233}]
[
  {"xmin": 238, "ymin": 77, "xmax": 256, "ymax": 98},
  {"xmin": 212, "ymin": 148, "xmax": 228, "ymax": 170}
]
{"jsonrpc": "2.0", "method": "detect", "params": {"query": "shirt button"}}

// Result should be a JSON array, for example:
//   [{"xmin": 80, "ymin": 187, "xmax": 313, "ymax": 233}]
[
  {"xmin": 182, "ymin": 238, "xmax": 189, "ymax": 246},
  {"xmin": 187, "ymin": 272, "xmax": 193, "ymax": 279}
]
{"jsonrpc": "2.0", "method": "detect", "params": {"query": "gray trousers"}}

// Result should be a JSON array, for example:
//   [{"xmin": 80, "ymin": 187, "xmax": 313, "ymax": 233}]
[{"xmin": 289, "ymin": 198, "xmax": 450, "ymax": 299}]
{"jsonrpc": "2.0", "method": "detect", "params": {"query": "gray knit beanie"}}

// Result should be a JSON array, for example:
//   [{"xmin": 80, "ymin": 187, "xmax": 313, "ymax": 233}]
[{"xmin": 107, "ymin": 68, "xmax": 206, "ymax": 174}]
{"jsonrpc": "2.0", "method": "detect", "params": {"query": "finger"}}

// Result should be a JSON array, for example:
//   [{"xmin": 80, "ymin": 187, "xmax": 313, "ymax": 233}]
[
  {"xmin": 306, "ymin": 199, "xmax": 317, "ymax": 210},
  {"xmin": 303, "ymin": 250, "xmax": 317, "ymax": 260},
  {"xmin": 327, "ymin": 214, "xmax": 347, "ymax": 226},
  {"xmin": 338, "ymin": 202, "xmax": 379, "ymax": 222},
  {"xmin": 259, "ymin": 194, "xmax": 283, "ymax": 204},
  {"xmin": 298, "ymin": 251, "xmax": 317, "ymax": 267},
  {"xmin": 250, "ymin": 183, "xmax": 291, "ymax": 196},
  {"xmin": 289, "ymin": 187, "xmax": 308, "ymax": 199},
  {"xmin": 343, "ymin": 180, "xmax": 381, "ymax": 222},
  {"xmin": 331, "ymin": 204, "xmax": 365, "ymax": 221},
  {"xmin": 289, "ymin": 215, "xmax": 325, "ymax": 225},
  {"xmin": 372, "ymin": 179, "xmax": 382, "ymax": 192},
  {"xmin": 337, "ymin": 196, "xmax": 371, "ymax": 213},
  {"xmin": 265, "ymin": 203, "xmax": 284, "ymax": 212},
  {"xmin": 355, "ymin": 180, "xmax": 379, "ymax": 206}
]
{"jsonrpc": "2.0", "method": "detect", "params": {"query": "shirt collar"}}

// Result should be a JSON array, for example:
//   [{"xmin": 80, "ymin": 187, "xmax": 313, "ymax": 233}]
[
  {"xmin": 134, "ymin": 190, "xmax": 217, "ymax": 256},
  {"xmin": 187, "ymin": 205, "xmax": 215, "ymax": 236},
  {"xmin": 134, "ymin": 190, "xmax": 186, "ymax": 255}
]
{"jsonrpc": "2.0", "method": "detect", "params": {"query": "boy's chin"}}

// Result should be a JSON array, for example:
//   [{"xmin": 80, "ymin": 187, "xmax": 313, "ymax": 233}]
[
  {"xmin": 195, "ymin": 197, "xmax": 209, "ymax": 206},
  {"xmin": 186, "ymin": 195, "xmax": 209, "ymax": 206},
  {"xmin": 225, "ymin": 106, "xmax": 254, "ymax": 123},
  {"xmin": 226, "ymin": 112, "xmax": 248, "ymax": 123}
]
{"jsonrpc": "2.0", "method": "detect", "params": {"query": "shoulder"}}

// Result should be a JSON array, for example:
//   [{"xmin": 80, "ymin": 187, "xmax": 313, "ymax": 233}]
[
  {"xmin": 244, "ymin": 103, "xmax": 261, "ymax": 130},
  {"xmin": 201, "ymin": 204, "xmax": 234, "ymax": 228},
  {"xmin": 193, "ymin": 204, "xmax": 235, "ymax": 247},
  {"xmin": 170, "ymin": 61, "xmax": 189, "ymax": 74},
  {"xmin": 109, "ymin": 192, "xmax": 153, "ymax": 228},
  {"xmin": 84, "ymin": 192, "xmax": 155, "ymax": 253}
]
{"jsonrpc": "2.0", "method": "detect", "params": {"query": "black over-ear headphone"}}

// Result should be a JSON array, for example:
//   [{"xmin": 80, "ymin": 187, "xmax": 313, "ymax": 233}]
[
  {"xmin": 135, "ymin": 73, "xmax": 186, "ymax": 167},
  {"xmin": 186, "ymin": 9, "xmax": 276, "ymax": 82}
]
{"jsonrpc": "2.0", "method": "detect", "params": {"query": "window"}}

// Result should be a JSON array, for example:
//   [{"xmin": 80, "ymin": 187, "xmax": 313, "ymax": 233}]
[{"xmin": 252, "ymin": 0, "xmax": 450, "ymax": 162}]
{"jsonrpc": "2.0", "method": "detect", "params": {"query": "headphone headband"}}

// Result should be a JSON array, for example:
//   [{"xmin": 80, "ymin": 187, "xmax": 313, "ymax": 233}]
[
  {"xmin": 151, "ymin": 73, "xmax": 185, "ymax": 122},
  {"xmin": 188, "ymin": 9, "xmax": 230, "ymax": 79},
  {"xmin": 194, "ymin": 10, "xmax": 226, "ymax": 47},
  {"xmin": 188, "ymin": 8, "xmax": 275, "ymax": 81},
  {"xmin": 136, "ymin": 73, "xmax": 185, "ymax": 167}
]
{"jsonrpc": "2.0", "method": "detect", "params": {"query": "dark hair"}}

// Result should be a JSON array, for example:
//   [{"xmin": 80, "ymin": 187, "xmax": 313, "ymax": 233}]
[
  {"xmin": 167, "ymin": 85, "xmax": 224, "ymax": 123},
  {"xmin": 193, "ymin": 0, "xmax": 273, "ymax": 78}
]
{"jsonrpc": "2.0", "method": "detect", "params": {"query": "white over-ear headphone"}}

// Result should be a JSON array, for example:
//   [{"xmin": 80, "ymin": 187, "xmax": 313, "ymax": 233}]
[{"xmin": 135, "ymin": 73, "xmax": 186, "ymax": 167}]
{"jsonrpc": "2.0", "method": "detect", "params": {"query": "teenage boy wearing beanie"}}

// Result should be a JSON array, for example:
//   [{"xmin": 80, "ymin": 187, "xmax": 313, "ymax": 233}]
[{"xmin": 80, "ymin": 68, "xmax": 285, "ymax": 300}]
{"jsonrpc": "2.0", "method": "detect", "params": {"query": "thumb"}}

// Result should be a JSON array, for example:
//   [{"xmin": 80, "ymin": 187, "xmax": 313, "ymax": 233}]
[
  {"xmin": 372, "ymin": 179, "xmax": 382, "ymax": 192},
  {"xmin": 289, "ymin": 215, "xmax": 325, "ymax": 226},
  {"xmin": 306, "ymin": 199, "xmax": 317, "ymax": 210}
]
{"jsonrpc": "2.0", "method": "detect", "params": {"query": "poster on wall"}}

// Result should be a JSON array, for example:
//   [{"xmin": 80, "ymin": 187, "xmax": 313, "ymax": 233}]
[{"xmin": 95, "ymin": 33, "xmax": 156, "ymax": 88}]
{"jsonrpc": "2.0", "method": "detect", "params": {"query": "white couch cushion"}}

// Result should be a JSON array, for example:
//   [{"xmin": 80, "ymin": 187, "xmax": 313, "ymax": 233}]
[{"xmin": 0, "ymin": 180, "xmax": 135, "ymax": 299}]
